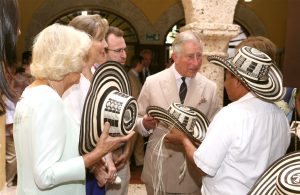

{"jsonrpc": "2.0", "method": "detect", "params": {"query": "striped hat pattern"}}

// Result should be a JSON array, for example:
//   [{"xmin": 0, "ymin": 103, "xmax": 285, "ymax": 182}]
[
  {"xmin": 147, "ymin": 102, "xmax": 209, "ymax": 143},
  {"xmin": 207, "ymin": 46, "xmax": 285, "ymax": 102},
  {"xmin": 79, "ymin": 61, "xmax": 138, "ymax": 155},
  {"xmin": 249, "ymin": 151, "xmax": 300, "ymax": 195}
]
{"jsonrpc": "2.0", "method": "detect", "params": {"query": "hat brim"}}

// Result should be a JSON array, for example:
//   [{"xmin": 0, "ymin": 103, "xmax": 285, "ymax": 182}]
[
  {"xmin": 207, "ymin": 55, "xmax": 285, "ymax": 102},
  {"xmin": 146, "ymin": 104, "xmax": 209, "ymax": 144},
  {"xmin": 249, "ymin": 151, "xmax": 300, "ymax": 195},
  {"xmin": 79, "ymin": 61, "xmax": 136, "ymax": 155}
]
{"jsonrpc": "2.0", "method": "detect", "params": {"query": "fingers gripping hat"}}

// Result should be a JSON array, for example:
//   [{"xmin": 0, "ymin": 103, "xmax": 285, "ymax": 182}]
[
  {"xmin": 79, "ymin": 61, "xmax": 138, "ymax": 155},
  {"xmin": 249, "ymin": 151, "xmax": 300, "ymax": 195},
  {"xmin": 147, "ymin": 103, "xmax": 209, "ymax": 144},
  {"xmin": 207, "ymin": 46, "xmax": 285, "ymax": 102}
]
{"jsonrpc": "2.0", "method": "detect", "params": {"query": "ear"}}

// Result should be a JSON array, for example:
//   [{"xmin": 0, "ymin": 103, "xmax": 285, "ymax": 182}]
[{"xmin": 171, "ymin": 53, "xmax": 177, "ymax": 62}]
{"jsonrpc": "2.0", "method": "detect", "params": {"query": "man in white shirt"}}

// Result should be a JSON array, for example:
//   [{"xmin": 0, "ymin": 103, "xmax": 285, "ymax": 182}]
[{"xmin": 165, "ymin": 46, "xmax": 290, "ymax": 195}]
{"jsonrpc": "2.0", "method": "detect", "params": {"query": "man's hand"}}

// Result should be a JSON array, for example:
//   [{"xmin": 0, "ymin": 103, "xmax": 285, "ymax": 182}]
[
  {"xmin": 142, "ymin": 114, "xmax": 157, "ymax": 130},
  {"xmin": 164, "ymin": 127, "xmax": 188, "ymax": 145}
]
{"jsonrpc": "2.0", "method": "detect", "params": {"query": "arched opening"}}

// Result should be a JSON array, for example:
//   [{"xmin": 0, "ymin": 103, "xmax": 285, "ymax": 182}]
[{"xmin": 53, "ymin": 9, "xmax": 139, "ymax": 65}]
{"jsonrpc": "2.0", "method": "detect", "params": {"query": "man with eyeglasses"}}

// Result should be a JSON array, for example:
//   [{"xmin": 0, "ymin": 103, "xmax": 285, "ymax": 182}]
[
  {"xmin": 104, "ymin": 26, "xmax": 132, "ymax": 195},
  {"xmin": 105, "ymin": 26, "xmax": 127, "ymax": 66}
]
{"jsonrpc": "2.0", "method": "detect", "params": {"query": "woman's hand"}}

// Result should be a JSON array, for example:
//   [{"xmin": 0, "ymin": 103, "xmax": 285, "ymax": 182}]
[
  {"xmin": 105, "ymin": 153, "xmax": 118, "ymax": 183},
  {"xmin": 84, "ymin": 122, "xmax": 135, "ymax": 168},
  {"xmin": 96, "ymin": 122, "xmax": 135, "ymax": 156}
]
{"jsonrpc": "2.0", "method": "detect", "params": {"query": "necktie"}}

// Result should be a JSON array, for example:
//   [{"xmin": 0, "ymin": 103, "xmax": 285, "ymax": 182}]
[{"xmin": 179, "ymin": 77, "xmax": 187, "ymax": 104}]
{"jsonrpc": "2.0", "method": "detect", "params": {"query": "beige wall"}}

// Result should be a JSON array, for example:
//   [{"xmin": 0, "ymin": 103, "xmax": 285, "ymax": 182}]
[
  {"xmin": 16, "ymin": 0, "xmax": 287, "ymax": 62},
  {"xmin": 242, "ymin": 0, "xmax": 287, "ymax": 48}
]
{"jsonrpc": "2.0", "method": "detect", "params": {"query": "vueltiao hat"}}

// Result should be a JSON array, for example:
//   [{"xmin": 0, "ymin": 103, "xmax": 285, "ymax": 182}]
[
  {"xmin": 146, "ymin": 102, "xmax": 209, "ymax": 143},
  {"xmin": 249, "ymin": 151, "xmax": 300, "ymax": 195},
  {"xmin": 79, "ymin": 61, "xmax": 138, "ymax": 155},
  {"xmin": 207, "ymin": 46, "xmax": 285, "ymax": 102}
]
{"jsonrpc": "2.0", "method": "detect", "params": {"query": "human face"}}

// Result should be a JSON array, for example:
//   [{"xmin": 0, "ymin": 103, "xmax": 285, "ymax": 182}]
[
  {"xmin": 142, "ymin": 53, "xmax": 152, "ymax": 68},
  {"xmin": 224, "ymin": 70, "xmax": 238, "ymax": 102},
  {"xmin": 86, "ymin": 39, "xmax": 108, "ymax": 68},
  {"xmin": 173, "ymin": 41, "xmax": 202, "ymax": 78},
  {"xmin": 106, "ymin": 34, "xmax": 127, "ymax": 65}
]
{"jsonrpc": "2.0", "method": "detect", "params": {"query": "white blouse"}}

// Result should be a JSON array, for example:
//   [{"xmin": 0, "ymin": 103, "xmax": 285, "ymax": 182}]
[{"xmin": 14, "ymin": 85, "xmax": 86, "ymax": 195}]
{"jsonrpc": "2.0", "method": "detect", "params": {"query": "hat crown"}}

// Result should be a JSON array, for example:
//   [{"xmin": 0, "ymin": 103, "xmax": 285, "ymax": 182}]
[
  {"xmin": 168, "ymin": 103, "xmax": 197, "ymax": 133},
  {"xmin": 232, "ymin": 46, "xmax": 272, "ymax": 82}
]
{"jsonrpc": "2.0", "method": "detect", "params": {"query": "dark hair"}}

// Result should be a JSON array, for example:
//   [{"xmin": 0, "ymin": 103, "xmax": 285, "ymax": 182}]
[
  {"xmin": 130, "ymin": 55, "xmax": 143, "ymax": 68},
  {"xmin": 0, "ymin": 0, "xmax": 20, "ymax": 113},
  {"xmin": 22, "ymin": 50, "xmax": 32, "ymax": 65},
  {"xmin": 105, "ymin": 26, "xmax": 124, "ymax": 41}
]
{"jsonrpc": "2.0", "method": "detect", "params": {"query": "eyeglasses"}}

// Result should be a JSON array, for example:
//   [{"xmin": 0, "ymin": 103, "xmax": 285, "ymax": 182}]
[{"xmin": 105, "ymin": 48, "xmax": 127, "ymax": 53}]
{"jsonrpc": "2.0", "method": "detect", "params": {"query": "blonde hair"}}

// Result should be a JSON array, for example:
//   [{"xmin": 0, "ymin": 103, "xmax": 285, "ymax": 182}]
[
  {"xmin": 68, "ymin": 14, "xmax": 109, "ymax": 40},
  {"xmin": 31, "ymin": 23, "xmax": 91, "ymax": 80}
]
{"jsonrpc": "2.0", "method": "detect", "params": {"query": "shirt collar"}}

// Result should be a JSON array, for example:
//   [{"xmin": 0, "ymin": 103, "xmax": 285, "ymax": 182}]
[
  {"xmin": 170, "ymin": 64, "xmax": 191, "ymax": 83},
  {"xmin": 235, "ymin": 92, "xmax": 256, "ymax": 103}
]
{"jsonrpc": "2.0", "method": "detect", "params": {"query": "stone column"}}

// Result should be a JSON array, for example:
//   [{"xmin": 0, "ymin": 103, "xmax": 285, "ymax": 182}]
[
  {"xmin": 181, "ymin": 0, "xmax": 240, "ymax": 107},
  {"xmin": 0, "ymin": 115, "xmax": 5, "ymax": 190}
]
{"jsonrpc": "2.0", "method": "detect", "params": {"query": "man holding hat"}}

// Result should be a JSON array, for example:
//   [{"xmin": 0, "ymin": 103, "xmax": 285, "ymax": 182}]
[
  {"xmin": 165, "ymin": 46, "xmax": 290, "ymax": 195},
  {"xmin": 136, "ymin": 30, "xmax": 220, "ymax": 195}
]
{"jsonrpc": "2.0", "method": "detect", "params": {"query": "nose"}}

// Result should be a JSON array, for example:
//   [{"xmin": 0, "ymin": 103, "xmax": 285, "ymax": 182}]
[
  {"xmin": 102, "ymin": 39, "xmax": 108, "ymax": 48},
  {"xmin": 120, "ymin": 49, "xmax": 127, "ymax": 58},
  {"xmin": 191, "ymin": 55, "xmax": 202, "ymax": 67}
]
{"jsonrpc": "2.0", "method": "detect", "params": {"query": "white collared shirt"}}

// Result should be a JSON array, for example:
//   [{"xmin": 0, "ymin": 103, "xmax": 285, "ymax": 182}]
[
  {"xmin": 194, "ymin": 92, "xmax": 290, "ymax": 195},
  {"xmin": 170, "ymin": 64, "xmax": 191, "ymax": 91},
  {"xmin": 137, "ymin": 64, "xmax": 192, "ymax": 136}
]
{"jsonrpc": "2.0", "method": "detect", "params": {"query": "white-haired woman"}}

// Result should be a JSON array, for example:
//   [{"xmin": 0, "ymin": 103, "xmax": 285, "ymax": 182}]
[{"xmin": 13, "ymin": 23, "xmax": 134, "ymax": 195}]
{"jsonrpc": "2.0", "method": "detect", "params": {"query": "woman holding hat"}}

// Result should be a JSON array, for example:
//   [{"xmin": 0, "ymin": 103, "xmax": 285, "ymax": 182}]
[
  {"xmin": 13, "ymin": 23, "xmax": 134, "ymax": 195},
  {"xmin": 165, "ymin": 46, "xmax": 290, "ymax": 194},
  {"xmin": 62, "ymin": 14, "xmax": 117, "ymax": 194}
]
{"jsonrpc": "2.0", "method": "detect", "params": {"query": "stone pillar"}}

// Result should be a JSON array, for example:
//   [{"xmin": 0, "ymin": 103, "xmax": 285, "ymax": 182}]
[
  {"xmin": 181, "ymin": 0, "xmax": 240, "ymax": 107},
  {"xmin": 0, "ymin": 115, "xmax": 5, "ymax": 189}
]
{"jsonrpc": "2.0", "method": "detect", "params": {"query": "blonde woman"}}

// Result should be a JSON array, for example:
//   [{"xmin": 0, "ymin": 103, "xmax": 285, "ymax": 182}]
[{"xmin": 13, "ymin": 23, "xmax": 134, "ymax": 195}]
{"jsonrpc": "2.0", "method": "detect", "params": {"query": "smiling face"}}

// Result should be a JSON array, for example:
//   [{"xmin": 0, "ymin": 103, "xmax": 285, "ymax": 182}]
[
  {"xmin": 172, "ymin": 40, "xmax": 202, "ymax": 78},
  {"xmin": 87, "ymin": 38, "xmax": 108, "ymax": 67}
]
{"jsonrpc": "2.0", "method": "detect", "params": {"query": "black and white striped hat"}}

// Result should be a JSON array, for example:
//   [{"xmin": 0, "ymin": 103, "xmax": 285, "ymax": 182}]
[
  {"xmin": 207, "ymin": 46, "xmax": 285, "ymax": 102},
  {"xmin": 147, "ymin": 103, "xmax": 209, "ymax": 143},
  {"xmin": 79, "ymin": 61, "xmax": 138, "ymax": 155},
  {"xmin": 249, "ymin": 151, "xmax": 300, "ymax": 195}
]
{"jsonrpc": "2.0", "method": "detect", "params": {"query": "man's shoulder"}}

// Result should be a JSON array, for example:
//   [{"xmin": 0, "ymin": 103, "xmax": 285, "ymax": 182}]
[
  {"xmin": 194, "ymin": 73, "xmax": 217, "ymax": 87},
  {"xmin": 147, "ymin": 68, "xmax": 170, "ymax": 80}
]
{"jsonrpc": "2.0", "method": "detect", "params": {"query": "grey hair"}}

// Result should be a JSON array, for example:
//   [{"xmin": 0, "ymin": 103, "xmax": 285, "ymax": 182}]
[{"xmin": 172, "ymin": 31, "xmax": 203, "ymax": 54}]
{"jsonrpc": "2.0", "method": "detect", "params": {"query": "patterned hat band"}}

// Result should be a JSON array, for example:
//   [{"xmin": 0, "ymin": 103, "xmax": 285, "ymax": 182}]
[
  {"xmin": 102, "ymin": 90, "xmax": 137, "ymax": 136},
  {"xmin": 207, "ymin": 46, "xmax": 285, "ymax": 102},
  {"xmin": 232, "ymin": 47, "xmax": 271, "ymax": 82},
  {"xmin": 249, "ymin": 152, "xmax": 300, "ymax": 195},
  {"xmin": 147, "ymin": 103, "xmax": 209, "ymax": 143},
  {"xmin": 79, "ymin": 61, "xmax": 137, "ymax": 155},
  {"xmin": 168, "ymin": 103, "xmax": 205, "ymax": 140}
]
